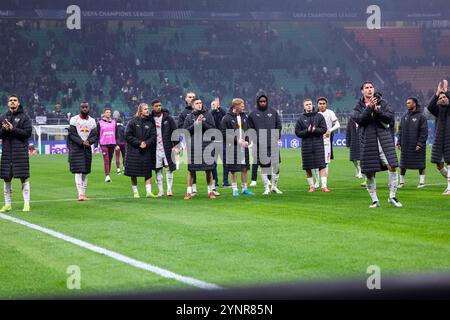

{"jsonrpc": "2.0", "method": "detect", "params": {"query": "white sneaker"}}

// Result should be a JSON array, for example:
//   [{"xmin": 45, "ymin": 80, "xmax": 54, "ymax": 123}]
[
  {"xmin": 314, "ymin": 182, "xmax": 320, "ymax": 189},
  {"xmin": 157, "ymin": 191, "xmax": 164, "ymax": 198},
  {"xmin": 398, "ymin": 183, "xmax": 404, "ymax": 189},
  {"xmin": 213, "ymin": 189, "xmax": 221, "ymax": 196},
  {"xmin": 249, "ymin": 181, "xmax": 257, "ymax": 187},
  {"xmin": 369, "ymin": 201, "xmax": 380, "ymax": 208},
  {"xmin": 388, "ymin": 197, "xmax": 403, "ymax": 207},
  {"xmin": 442, "ymin": 188, "xmax": 450, "ymax": 195},
  {"xmin": 105, "ymin": 175, "xmax": 111, "ymax": 182},
  {"xmin": 116, "ymin": 168, "xmax": 121, "ymax": 175},
  {"xmin": 356, "ymin": 173, "xmax": 363, "ymax": 179},
  {"xmin": 271, "ymin": 186, "xmax": 283, "ymax": 194},
  {"xmin": 262, "ymin": 188, "xmax": 270, "ymax": 195},
  {"xmin": 417, "ymin": 183, "xmax": 425, "ymax": 189}
]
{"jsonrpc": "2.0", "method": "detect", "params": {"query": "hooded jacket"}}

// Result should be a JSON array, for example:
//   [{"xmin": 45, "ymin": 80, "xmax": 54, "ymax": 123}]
[
  {"xmin": 0, "ymin": 105, "xmax": 32, "ymax": 179},
  {"xmin": 397, "ymin": 108, "xmax": 428, "ymax": 169},
  {"xmin": 248, "ymin": 94, "xmax": 282, "ymax": 166},
  {"xmin": 295, "ymin": 110, "xmax": 327, "ymax": 170}
]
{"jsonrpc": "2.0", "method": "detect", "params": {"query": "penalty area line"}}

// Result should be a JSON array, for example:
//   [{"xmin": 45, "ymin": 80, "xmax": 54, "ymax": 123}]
[{"xmin": 0, "ymin": 213, "xmax": 222, "ymax": 290}]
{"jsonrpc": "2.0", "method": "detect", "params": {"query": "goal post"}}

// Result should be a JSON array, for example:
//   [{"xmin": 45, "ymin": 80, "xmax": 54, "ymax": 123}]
[{"xmin": 33, "ymin": 125, "xmax": 70, "ymax": 155}]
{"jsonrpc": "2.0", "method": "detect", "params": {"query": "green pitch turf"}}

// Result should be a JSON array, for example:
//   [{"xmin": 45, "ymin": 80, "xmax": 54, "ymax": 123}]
[{"xmin": 0, "ymin": 148, "xmax": 449, "ymax": 298}]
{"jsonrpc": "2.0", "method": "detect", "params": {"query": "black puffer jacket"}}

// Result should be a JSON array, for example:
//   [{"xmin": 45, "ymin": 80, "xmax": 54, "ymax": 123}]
[
  {"xmin": 427, "ymin": 92, "xmax": 450, "ymax": 163},
  {"xmin": 248, "ymin": 95, "xmax": 282, "ymax": 166},
  {"xmin": 116, "ymin": 121, "xmax": 126, "ymax": 144},
  {"xmin": 221, "ymin": 110, "xmax": 251, "ymax": 172},
  {"xmin": 177, "ymin": 104, "xmax": 193, "ymax": 129},
  {"xmin": 346, "ymin": 117, "xmax": 361, "ymax": 162},
  {"xmin": 295, "ymin": 111, "xmax": 327, "ymax": 170},
  {"xmin": 67, "ymin": 116, "xmax": 98, "ymax": 174},
  {"xmin": 183, "ymin": 108, "xmax": 216, "ymax": 172},
  {"xmin": 0, "ymin": 105, "xmax": 32, "ymax": 179},
  {"xmin": 397, "ymin": 109, "xmax": 428, "ymax": 169},
  {"xmin": 149, "ymin": 109, "xmax": 178, "ymax": 171},
  {"xmin": 124, "ymin": 116, "xmax": 156, "ymax": 177},
  {"xmin": 351, "ymin": 98, "xmax": 398, "ymax": 173}
]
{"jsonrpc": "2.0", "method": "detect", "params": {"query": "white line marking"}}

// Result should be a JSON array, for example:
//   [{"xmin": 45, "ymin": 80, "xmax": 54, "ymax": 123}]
[{"xmin": 0, "ymin": 213, "xmax": 221, "ymax": 290}]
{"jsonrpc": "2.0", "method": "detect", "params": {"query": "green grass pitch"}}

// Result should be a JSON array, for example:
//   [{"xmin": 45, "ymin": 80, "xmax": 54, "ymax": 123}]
[{"xmin": 0, "ymin": 148, "xmax": 449, "ymax": 298}]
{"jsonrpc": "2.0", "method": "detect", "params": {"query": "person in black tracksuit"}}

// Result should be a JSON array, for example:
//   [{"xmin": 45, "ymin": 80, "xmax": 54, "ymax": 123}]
[
  {"xmin": 427, "ymin": 79, "xmax": 450, "ymax": 195},
  {"xmin": 248, "ymin": 94, "xmax": 282, "ymax": 195},
  {"xmin": 0, "ymin": 95, "xmax": 32, "ymax": 212},
  {"xmin": 178, "ymin": 91, "xmax": 198, "ymax": 194},
  {"xmin": 396, "ymin": 97, "xmax": 428, "ymax": 188},
  {"xmin": 125, "ymin": 102, "xmax": 156, "ymax": 198},
  {"xmin": 295, "ymin": 99, "xmax": 328, "ymax": 193},
  {"xmin": 183, "ymin": 98, "xmax": 217, "ymax": 199},
  {"xmin": 221, "ymin": 98, "xmax": 254, "ymax": 196},
  {"xmin": 351, "ymin": 81, "xmax": 401, "ymax": 208},
  {"xmin": 210, "ymin": 97, "xmax": 229, "ymax": 188}
]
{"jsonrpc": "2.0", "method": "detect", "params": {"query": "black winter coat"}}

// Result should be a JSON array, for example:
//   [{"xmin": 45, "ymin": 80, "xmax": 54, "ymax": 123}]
[
  {"xmin": 346, "ymin": 118, "xmax": 361, "ymax": 161},
  {"xmin": 351, "ymin": 99, "xmax": 398, "ymax": 173},
  {"xmin": 210, "ymin": 107, "xmax": 226, "ymax": 132},
  {"xmin": 221, "ymin": 111, "xmax": 251, "ymax": 172},
  {"xmin": 248, "ymin": 105, "xmax": 282, "ymax": 166},
  {"xmin": 149, "ymin": 110, "xmax": 178, "ymax": 171},
  {"xmin": 427, "ymin": 92, "xmax": 450, "ymax": 163},
  {"xmin": 67, "ymin": 117, "xmax": 98, "ymax": 174},
  {"xmin": 183, "ymin": 108, "xmax": 216, "ymax": 172},
  {"xmin": 178, "ymin": 105, "xmax": 193, "ymax": 129},
  {"xmin": 0, "ymin": 106, "xmax": 32, "ymax": 179},
  {"xmin": 116, "ymin": 122, "xmax": 126, "ymax": 144},
  {"xmin": 295, "ymin": 112, "xmax": 327, "ymax": 170},
  {"xmin": 124, "ymin": 116, "xmax": 156, "ymax": 177},
  {"xmin": 397, "ymin": 109, "xmax": 428, "ymax": 169}
]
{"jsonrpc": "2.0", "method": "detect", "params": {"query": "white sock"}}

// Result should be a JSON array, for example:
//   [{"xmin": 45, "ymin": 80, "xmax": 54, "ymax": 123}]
[
  {"xmin": 447, "ymin": 169, "xmax": 450, "ymax": 189},
  {"xmin": 400, "ymin": 175, "xmax": 405, "ymax": 184},
  {"xmin": 353, "ymin": 160, "xmax": 359, "ymax": 169},
  {"xmin": 207, "ymin": 185, "xmax": 212, "ymax": 194},
  {"xmin": 187, "ymin": 186, "xmax": 192, "ymax": 194},
  {"xmin": 320, "ymin": 176, "xmax": 327, "ymax": 188},
  {"xmin": 132, "ymin": 185, "xmax": 138, "ymax": 193},
  {"xmin": 4, "ymin": 181, "xmax": 12, "ymax": 206},
  {"xmin": 439, "ymin": 167, "xmax": 448, "ymax": 178},
  {"xmin": 389, "ymin": 171, "xmax": 398, "ymax": 199},
  {"xmin": 166, "ymin": 171, "xmax": 174, "ymax": 193},
  {"xmin": 192, "ymin": 183, "xmax": 197, "ymax": 193},
  {"xmin": 261, "ymin": 174, "xmax": 269, "ymax": 189},
  {"xmin": 313, "ymin": 168, "xmax": 319, "ymax": 184},
  {"xmin": 241, "ymin": 182, "xmax": 247, "ymax": 191},
  {"xmin": 366, "ymin": 176, "xmax": 378, "ymax": 202},
  {"xmin": 307, "ymin": 177, "xmax": 314, "ymax": 187},
  {"xmin": 81, "ymin": 174, "xmax": 88, "ymax": 196},
  {"xmin": 357, "ymin": 165, "xmax": 361, "ymax": 176},
  {"xmin": 419, "ymin": 175, "xmax": 425, "ymax": 184},
  {"xmin": 22, "ymin": 181, "xmax": 30, "ymax": 205},
  {"xmin": 145, "ymin": 184, "xmax": 152, "ymax": 194},
  {"xmin": 232, "ymin": 182, "xmax": 238, "ymax": 192},
  {"xmin": 272, "ymin": 173, "xmax": 280, "ymax": 188},
  {"xmin": 156, "ymin": 169, "xmax": 164, "ymax": 193},
  {"xmin": 75, "ymin": 174, "xmax": 83, "ymax": 196}
]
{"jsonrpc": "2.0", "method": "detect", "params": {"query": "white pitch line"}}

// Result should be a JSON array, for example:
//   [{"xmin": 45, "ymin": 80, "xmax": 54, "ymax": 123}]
[{"xmin": 0, "ymin": 213, "xmax": 221, "ymax": 290}]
